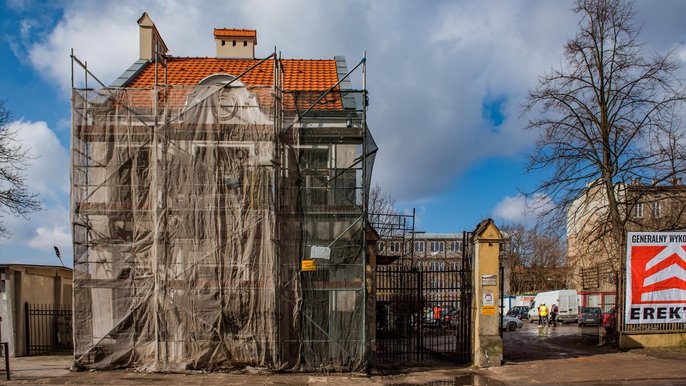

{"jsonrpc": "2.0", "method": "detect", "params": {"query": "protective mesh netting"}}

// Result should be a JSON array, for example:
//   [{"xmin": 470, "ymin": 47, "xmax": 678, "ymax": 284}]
[{"xmin": 71, "ymin": 78, "xmax": 374, "ymax": 371}]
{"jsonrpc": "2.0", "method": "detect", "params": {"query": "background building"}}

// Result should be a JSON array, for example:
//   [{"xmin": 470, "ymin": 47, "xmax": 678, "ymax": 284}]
[
  {"xmin": 567, "ymin": 178, "xmax": 686, "ymax": 310},
  {"xmin": 0, "ymin": 264, "xmax": 72, "ymax": 357}
]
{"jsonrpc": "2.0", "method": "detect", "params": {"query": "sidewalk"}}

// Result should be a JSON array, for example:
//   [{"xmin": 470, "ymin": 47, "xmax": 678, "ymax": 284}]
[
  {"xmin": 482, "ymin": 348, "xmax": 686, "ymax": 385},
  {"xmin": 2, "ymin": 349, "xmax": 686, "ymax": 385}
]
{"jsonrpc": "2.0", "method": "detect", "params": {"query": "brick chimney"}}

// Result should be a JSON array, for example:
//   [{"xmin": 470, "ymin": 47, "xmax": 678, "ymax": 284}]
[
  {"xmin": 214, "ymin": 28, "xmax": 256, "ymax": 58},
  {"xmin": 138, "ymin": 12, "xmax": 168, "ymax": 61}
]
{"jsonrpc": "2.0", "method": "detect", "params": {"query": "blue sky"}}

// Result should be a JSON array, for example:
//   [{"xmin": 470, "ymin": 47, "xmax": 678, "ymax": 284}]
[{"xmin": 1, "ymin": 0, "xmax": 686, "ymax": 266}]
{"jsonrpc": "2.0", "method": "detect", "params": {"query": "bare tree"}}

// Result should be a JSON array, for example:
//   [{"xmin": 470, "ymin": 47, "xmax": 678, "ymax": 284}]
[
  {"xmin": 502, "ymin": 223, "xmax": 567, "ymax": 294},
  {"xmin": 0, "ymin": 100, "xmax": 41, "ymax": 237},
  {"xmin": 525, "ymin": 0, "xmax": 686, "ymax": 325},
  {"xmin": 368, "ymin": 184, "xmax": 400, "ymax": 237}
]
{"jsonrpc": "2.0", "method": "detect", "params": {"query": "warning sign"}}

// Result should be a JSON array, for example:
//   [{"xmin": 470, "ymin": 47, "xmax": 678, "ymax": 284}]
[
  {"xmin": 301, "ymin": 259, "xmax": 317, "ymax": 272},
  {"xmin": 482, "ymin": 306, "xmax": 496, "ymax": 315},
  {"xmin": 626, "ymin": 232, "xmax": 686, "ymax": 324},
  {"xmin": 483, "ymin": 292, "xmax": 494, "ymax": 306}
]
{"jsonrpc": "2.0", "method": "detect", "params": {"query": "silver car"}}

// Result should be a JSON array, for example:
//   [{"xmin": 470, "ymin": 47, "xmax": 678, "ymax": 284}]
[{"xmin": 501, "ymin": 314, "xmax": 523, "ymax": 331}]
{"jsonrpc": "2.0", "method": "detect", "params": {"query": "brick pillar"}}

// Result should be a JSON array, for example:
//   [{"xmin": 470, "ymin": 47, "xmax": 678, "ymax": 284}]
[{"xmin": 471, "ymin": 219, "xmax": 503, "ymax": 367}]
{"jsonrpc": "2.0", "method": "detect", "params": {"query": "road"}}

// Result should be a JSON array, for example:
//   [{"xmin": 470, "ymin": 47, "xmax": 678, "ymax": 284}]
[
  {"xmin": 2, "ymin": 322, "xmax": 685, "ymax": 385},
  {"xmin": 503, "ymin": 318, "xmax": 617, "ymax": 362}
]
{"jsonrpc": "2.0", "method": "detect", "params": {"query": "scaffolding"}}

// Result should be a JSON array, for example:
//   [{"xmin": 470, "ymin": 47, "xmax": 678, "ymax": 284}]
[
  {"xmin": 371, "ymin": 211, "xmax": 416, "ymax": 267},
  {"xmin": 70, "ymin": 49, "xmax": 376, "ymax": 372}
]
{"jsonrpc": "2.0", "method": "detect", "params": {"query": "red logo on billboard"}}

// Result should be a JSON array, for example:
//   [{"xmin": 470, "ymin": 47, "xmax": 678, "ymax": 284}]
[{"xmin": 630, "ymin": 244, "xmax": 686, "ymax": 304}]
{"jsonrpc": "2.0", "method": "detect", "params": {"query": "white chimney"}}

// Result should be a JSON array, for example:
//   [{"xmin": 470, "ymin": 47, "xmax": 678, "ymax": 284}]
[
  {"xmin": 214, "ymin": 28, "xmax": 256, "ymax": 58},
  {"xmin": 138, "ymin": 12, "xmax": 168, "ymax": 61}
]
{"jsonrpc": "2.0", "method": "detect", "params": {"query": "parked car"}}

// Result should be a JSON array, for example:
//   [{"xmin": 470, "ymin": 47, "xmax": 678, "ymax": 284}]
[
  {"xmin": 501, "ymin": 314, "xmax": 523, "ymax": 331},
  {"xmin": 439, "ymin": 307, "xmax": 459, "ymax": 329},
  {"xmin": 506, "ymin": 306, "xmax": 529, "ymax": 320},
  {"xmin": 578, "ymin": 307, "xmax": 603, "ymax": 326},
  {"xmin": 603, "ymin": 308, "xmax": 616, "ymax": 330}
]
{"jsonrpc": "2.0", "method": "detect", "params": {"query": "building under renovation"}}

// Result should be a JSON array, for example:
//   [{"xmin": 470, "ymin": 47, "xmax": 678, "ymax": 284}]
[{"xmin": 70, "ymin": 13, "xmax": 376, "ymax": 372}]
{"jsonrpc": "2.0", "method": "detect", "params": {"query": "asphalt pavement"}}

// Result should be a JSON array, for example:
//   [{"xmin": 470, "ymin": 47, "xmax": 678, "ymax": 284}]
[{"xmin": 1, "ymin": 322, "xmax": 685, "ymax": 385}]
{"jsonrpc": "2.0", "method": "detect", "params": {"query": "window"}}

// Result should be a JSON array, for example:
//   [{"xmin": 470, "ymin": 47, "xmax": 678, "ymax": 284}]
[
  {"xmin": 378, "ymin": 241, "xmax": 385, "ymax": 253},
  {"xmin": 302, "ymin": 148, "xmax": 330, "ymax": 206},
  {"xmin": 390, "ymin": 241, "xmax": 401, "ymax": 253},
  {"xmin": 430, "ymin": 241, "xmax": 444, "ymax": 253},
  {"xmin": 635, "ymin": 203, "xmax": 644, "ymax": 218},
  {"xmin": 450, "ymin": 241, "xmax": 461, "ymax": 252},
  {"xmin": 243, "ymin": 41, "xmax": 248, "ymax": 47},
  {"xmin": 221, "ymin": 40, "xmax": 226, "ymax": 46},
  {"xmin": 652, "ymin": 201, "xmax": 661, "ymax": 218},
  {"xmin": 232, "ymin": 40, "xmax": 236, "ymax": 46},
  {"xmin": 414, "ymin": 241, "xmax": 424, "ymax": 252}
]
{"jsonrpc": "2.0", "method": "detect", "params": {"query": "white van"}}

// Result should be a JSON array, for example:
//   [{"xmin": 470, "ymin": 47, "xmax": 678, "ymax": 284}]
[{"xmin": 527, "ymin": 290, "xmax": 579, "ymax": 323}]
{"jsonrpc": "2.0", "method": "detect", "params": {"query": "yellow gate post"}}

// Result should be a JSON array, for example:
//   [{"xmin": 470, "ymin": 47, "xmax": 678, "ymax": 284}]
[{"xmin": 471, "ymin": 219, "xmax": 503, "ymax": 367}]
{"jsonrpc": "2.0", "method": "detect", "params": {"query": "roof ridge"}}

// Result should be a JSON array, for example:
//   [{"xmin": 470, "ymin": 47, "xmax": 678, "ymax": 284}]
[
  {"xmin": 163, "ymin": 56, "xmax": 335, "ymax": 61},
  {"xmin": 214, "ymin": 27, "xmax": 256, "ymax": 31}
]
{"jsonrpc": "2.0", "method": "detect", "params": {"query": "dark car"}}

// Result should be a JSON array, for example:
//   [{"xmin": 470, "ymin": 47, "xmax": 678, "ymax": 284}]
[
  {"xmin": 442, "ymin": 308, "xmax": 459, "ymax": 329},
  {"xmin": 578, "ymin": 307, "xmax": 603, "ymax": 326},
  {"xmin": 506, "ymin": 306, "xmax": 529, "ymax": 320}
]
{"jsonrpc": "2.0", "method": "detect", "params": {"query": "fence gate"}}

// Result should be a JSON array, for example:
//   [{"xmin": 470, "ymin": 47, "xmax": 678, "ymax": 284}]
[
  {"xmin": 376, "ymin": 247, "xmax": 472, "ymax": 364},
  {"xmin": 24, "ymin": 303, "xmax": 73, "ymax": 356}
]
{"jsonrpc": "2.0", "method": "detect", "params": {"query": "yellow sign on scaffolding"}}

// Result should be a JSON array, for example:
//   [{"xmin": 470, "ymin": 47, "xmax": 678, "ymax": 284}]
[{"xmin": 301, "ymin": 259, "xmax": 317, "ymax": 271}]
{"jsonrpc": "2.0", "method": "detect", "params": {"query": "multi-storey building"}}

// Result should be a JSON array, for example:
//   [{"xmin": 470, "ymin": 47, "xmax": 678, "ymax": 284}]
[
  {"xmin": 567, "ymin": 178, "xmax": 686, "ymax": 310},
  {"xmin": 71, "ymin": 13, "xmax": 376, "ymax": 371}
]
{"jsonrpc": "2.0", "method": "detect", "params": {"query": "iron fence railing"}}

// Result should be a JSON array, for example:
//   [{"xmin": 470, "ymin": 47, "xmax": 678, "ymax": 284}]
[
  {"xmin": 376, "ymin": 265, "xmax": 472, "ymax": 364},
  {"xmin": 24, "ymin": 302, "xmax": 73, "ymax": 356}
]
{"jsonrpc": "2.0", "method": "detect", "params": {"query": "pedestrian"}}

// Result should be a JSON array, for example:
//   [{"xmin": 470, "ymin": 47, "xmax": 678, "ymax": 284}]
[
  {"xmin": 538, "ymin": 303, "xmax": 549, "ymax": 326},
  {"xmin": 550, "ymin": 303, "xmax": 559, "ymax": 327},
  {"xmin": 433, "ymin": 305, "xmax": 441, "ymax": 325}
]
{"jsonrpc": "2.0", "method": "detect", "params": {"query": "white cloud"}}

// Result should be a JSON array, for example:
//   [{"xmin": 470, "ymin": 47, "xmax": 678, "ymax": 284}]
[
  {"xmin": 20, "ymin": 0, "xmax": 576, "ymax": 202},
  {"xmin": 0, "ymin": 204, "xmax": 71, "ymax": 266},
  {"xmin": 492, "ymin": 193, "xmax": 552, "ymax": 226},
  {"xmin": 27, "ymin": 2, "xmax": 140, "ymax": 94},
  {"xmin": 0, "ymin": 120, "xmax": 71, "ymax": 265},
  {"xmin": 16, "ymin": 0, "xmax": 686, "ymax": 207},
  {"xmin": 28, "ymin": 225, "xmax": 71, "ymax": 250},
  {"xmin": 8, "ymin": 120, "xmax": 69, "ymax": 199}
]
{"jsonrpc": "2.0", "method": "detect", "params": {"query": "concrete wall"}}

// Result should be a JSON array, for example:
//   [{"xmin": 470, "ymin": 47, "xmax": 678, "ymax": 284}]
[
  {"xmin": 0, "ymin": 265, "xmax": 72, "ymax": 356},
  {"xmin": 621, "ymin": 332, "xmax": 686, "ymax": 349}
]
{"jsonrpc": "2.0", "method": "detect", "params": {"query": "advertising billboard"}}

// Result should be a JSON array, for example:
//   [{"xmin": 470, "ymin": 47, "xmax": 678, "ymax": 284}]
[{"xmin": 626, "ymin": 232, "xmax": 686, "ymax": 324}]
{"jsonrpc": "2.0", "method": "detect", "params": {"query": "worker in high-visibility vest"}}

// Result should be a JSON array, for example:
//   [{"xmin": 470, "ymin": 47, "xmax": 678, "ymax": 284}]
[
  {"xmin": 433, "ymin": 305, "xmax": 441, "ymax": 323},
  {"xmin": 538, "ymin": 303, "xmax": 549, "ymax": 326}
]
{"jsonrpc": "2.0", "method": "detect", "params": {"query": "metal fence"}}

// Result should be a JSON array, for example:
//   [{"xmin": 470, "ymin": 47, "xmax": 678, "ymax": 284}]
[
  {"xmin": 376, "ymin": 265, "xmax": 472, "ymax": 364},
  {"xmin": 24, "ymin": 303, "xmax": 73, "ymax": 356},
  {"xmin": 0, "ymin": 342, "xmax": 9, "ymax": 380}
]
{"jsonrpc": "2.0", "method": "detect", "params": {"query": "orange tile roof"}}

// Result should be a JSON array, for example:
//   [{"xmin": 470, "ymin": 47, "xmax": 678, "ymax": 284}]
[
  {"xmin": 127, "ymin": 57, "xmax": 339, "ymax": 92},
  {"xmin": 213, "ymin": 28, "xmax": 257, "ymax": 42},
  {"xmin": 125, "ymin": 57, "xmax": 343, "ymax": 110}
]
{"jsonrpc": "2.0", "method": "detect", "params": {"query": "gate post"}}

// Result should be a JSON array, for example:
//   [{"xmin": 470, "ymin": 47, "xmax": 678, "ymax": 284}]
[
  {"xmin": 471, "ymin": 219, "xmax": 502, "ymax": 367},
  {"xmin": 24, "ymin": 302, "xmax": 30, "ymax": 356}
]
